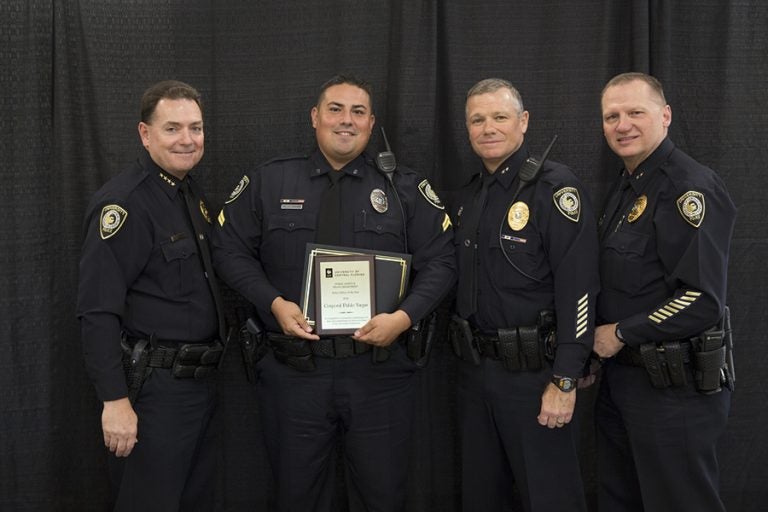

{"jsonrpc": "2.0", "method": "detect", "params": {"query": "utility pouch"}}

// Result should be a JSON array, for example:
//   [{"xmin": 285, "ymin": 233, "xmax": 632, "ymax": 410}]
[
  {"xmin": 449, "ymin": 315, "xmax": 480, "ymax": 365},
  {"xmin": 639, "ymin": 341, "xmax": 688, "ymax": 388},
  {"xmin": 268, "ymin": 334, "xmax": 316, "ymax": 372},
  {"xmin": 407, "ymin": 311, "xmax": 438, "ymax": 367},
  {"xmin": 498, "ymin": 328, "xmax": 521, "ymax": 371},
  {"xmin": 172, "ymin": 343, "xmax": 221, "ymax": 379},
  {"xmin": 518, "ymin": 326, "xmax": 543, "ymax": 370},
  {"xmin": 240, "ymin": 317, "xmax": 267, "ymax": 382},
  {"xmin": 692, "ymin": 322, "xmax": 727, "ymax": 394}
]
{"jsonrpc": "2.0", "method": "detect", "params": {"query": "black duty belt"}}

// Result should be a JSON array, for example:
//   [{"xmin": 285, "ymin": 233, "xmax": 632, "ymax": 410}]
[
  {"xmin": 310, "ymin": 336, "xmax": 372, "ymax": 358},
  {"xmin": 615, "ymin": 341, "xmax": 692, "ymax": 367},
  {"xmin": 125, "ymin": 337, "xmax": 221, "ymax": 368}
]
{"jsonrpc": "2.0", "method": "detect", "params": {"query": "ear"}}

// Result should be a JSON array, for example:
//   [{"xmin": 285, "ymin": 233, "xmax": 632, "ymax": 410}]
[
  {"xmin": 662, "ymin": 105, "xmax": 672, "ymax": 128},
  {"xmin": 310, "ymin": 106, "xmax": 318, "ymax": 129},
  {"xmin": 519, "ymin": 111, "xmax": 530, "ymax": 134},
  {"xmin": 138, "ymin": 122, "xmax": 150, "ymax": 147},
  {"xmin": 369, "ymin": 113, "xmax": 375, "ymax": 132}
]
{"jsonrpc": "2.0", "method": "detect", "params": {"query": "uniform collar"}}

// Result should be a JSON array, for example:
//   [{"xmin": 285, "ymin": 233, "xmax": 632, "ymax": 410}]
[
  {"xmin": 625, "ymin": 137, "xmax": 675, "ymax": 193},
  {"xmin": 139, "ymin": 151, "xmax": 183, "ymax": 200},
  {"xmin": 477, "ymin": 141, "xmax": 529, "ymax": 191},
  {"xmin": 309, "ymin": 148, "xmax": 368, "ymax": 180}
]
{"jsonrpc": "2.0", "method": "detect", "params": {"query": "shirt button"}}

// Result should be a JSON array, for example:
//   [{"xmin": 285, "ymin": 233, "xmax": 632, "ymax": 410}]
[
  {"xmin": 464, "ymin": 239, "xmax": 471, "ymax": 247},
  {"xmin": 289, "ymin": 222, "xmax": 295, "ymax": 228},
  {"xmin": 376, "ymin": 225, "xmax": 383, "ymax": 231}
]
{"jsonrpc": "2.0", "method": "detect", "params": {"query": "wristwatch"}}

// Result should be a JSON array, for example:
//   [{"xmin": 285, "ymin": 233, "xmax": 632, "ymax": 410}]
[
  {"xmin": 615, "ymin": 324, "xmax": 625, "ymax": 341},
  {"xmin": 551, "ymin": 375, "xmax": 577, "ymax": 392}
]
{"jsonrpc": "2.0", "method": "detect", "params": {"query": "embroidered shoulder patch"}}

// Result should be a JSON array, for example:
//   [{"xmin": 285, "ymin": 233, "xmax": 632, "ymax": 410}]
[
  {"xmin": 676, "ymin": 191, "xmax": 705, "ymax": 228},
  {"xmin": 99, "ymin": 204, "xmax": 128, "ymax": 240},
  {"xmin": 553, "ymin": 187, "xmax": 580, "ymax": 222},
  {"xmin": 418, "ymin": 179, "xmax": 445, "ymax": 210},
  {"xmin": 225, "ymin": 175, "xmax": 250, "ymax": 204}
]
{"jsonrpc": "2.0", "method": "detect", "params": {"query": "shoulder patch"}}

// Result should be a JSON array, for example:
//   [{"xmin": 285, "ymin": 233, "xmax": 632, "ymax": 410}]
[
  {"xmin": 553, "ymin": 187, "xmax": 580, "ymax": 222},
  {"xmin": 99, "ymin": 204, "xmax": 128, "ymax": 239},
  {"xmin": 676, "ymin": 190, "xmax": 705, "ymax": 228},
  {"xmin": 418, "ymin": 179, "xmax": 445, "ymax": 210},
  {"xmin": 225, "ymin": 175, "xmax": 250, "ymax": 204}
]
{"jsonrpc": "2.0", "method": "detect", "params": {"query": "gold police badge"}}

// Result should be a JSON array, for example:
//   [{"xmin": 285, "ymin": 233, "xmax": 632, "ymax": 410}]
[
  {"xmin": 627, "ymin": 195, "xmax": 647, "ymax": 223},
  {"xmin": 553, "ymin": 187, "xmax": 580, "ymax": 222},
  {"xmin": 199, "ymin": 200, "xmax": 211, "ymax": 224},
  {"xmin": 507, "ymin": 201, "xmax": 529, "ymax": 231},
  {"xmin": 225, "ymin": 175, "xmax": 250, "ymax": 204},
  {"xmin": 99, "ymin": 204, "xmax": 128, "ymax": 240},
  {"xmin": 676, "ymin": 190, "xmax": 705, "ymax": 227}
]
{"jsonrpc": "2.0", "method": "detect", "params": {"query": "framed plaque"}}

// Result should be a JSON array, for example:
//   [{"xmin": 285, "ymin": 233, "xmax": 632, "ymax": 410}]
[
  {"xmin": 314, "ymin": 254, "xmax": 376, "ymax": 335},
  {"xmin": 300, "ymin": 244, "xmax": 412, "ymax": 330}
]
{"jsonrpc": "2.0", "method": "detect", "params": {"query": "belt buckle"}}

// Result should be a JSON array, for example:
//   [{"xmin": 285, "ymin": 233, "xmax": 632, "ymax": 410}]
[{"xmin": 334, "ymin": 336, "xmax": 354, "ymax": 357}]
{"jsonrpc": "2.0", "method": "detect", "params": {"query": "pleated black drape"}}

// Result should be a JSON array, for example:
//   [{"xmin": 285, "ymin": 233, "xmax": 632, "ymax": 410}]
[{"xmin": 2, "ymin": 1, "xmax": 766, "ymax": 510}]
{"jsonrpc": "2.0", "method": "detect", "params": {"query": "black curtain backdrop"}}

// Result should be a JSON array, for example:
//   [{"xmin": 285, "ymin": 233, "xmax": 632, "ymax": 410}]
[{"xmin": 2, "ymin": 1, "xmax": 766, "ymax": 510}]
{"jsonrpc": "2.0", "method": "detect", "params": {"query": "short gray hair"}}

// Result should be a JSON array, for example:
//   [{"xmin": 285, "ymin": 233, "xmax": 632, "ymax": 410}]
[{"xmin": 466, "ymin": 78, "xmax": 524, "ymax": 114}]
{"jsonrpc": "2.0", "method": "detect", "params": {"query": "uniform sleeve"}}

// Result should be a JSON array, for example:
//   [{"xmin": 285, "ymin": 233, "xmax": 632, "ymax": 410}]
[
  {"xmin": 618, "ymin": 178, "xmax": 736, "ymax": 344},
  {"xmin": 76, "ymin": 199, "xmax": 153, "ymax": 401},
  {"xmin": 543, "ymin": 178, "xmax": 600, "ymax": 378},
  {"xmin": 211, "ymin": 172, "xmax": 282, "ymax": 317},
  {"xmin": 396, "ymin": 177, "xmax": 457, "ymax": 324}
]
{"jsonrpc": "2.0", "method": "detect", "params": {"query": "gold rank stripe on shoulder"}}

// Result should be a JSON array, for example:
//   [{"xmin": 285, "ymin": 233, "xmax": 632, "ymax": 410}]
[
  {"xmin": 442, "ymin": 213, "xmax": 452, "ymax": 232},
  {"xmin": 575, "ymin": 293, "xmax": 589, "ymax": 338},
  {"xmin": 648, "ymin": 291, "xmax": 701, "ymax": 324},
  {"xmin": 217, "ymin": 209, "xmax": 225, "ymax": 227}
]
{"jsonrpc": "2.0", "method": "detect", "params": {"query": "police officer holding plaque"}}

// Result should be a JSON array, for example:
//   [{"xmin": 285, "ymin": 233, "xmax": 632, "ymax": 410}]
[
  {"xmin": 449, "ymin": 78, "xmax": 599, "ymax": 511},
  {"xmin": 594, "ymin": 72, "xmax": 736, "ymax": 512},
  {"xmin": 212, "ymin": 74, "xmax": 456, "ymax": 511}
]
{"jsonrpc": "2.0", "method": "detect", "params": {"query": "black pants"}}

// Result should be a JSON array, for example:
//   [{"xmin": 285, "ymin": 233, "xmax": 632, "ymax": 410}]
[
  {"xmin": 596, "ymin": 361, "xmax": 730, "ymax": 512},
  {"xmin": 256, "ymin": 344, "xmax": 418, "ymax": 512},
  {"xmin": 108, "ymin": 369, "xmax": 217, "ymax": 512},
  {"xmin": 457, "ymin": 357, "xmax": 587, "ymax": 512}
]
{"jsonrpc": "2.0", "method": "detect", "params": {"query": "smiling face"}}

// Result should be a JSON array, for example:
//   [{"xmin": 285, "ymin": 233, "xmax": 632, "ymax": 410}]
[
  {"xmin": 311, "ymin": 83, "xmax": 375, "ymax": 169},
  {"xmin": 601, "ymin": 79, "xmax": 671, "ymax": 173},
  {"xmin": 466, "ymin": 88, "xmax": 529, "ymax": 173},
  {"xmin": 138, "ymin": 98, "xmax": 204, "ymax": 179}
]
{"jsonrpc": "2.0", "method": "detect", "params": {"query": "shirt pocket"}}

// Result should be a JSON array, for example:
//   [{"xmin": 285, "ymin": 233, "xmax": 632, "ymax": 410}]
[
  {"xmin": 263, "ymin": 213, "xmax": 316, "ymax": 269},
  {"xmin": 488, "ymin": 233, "xmax": 548, "ymax": 290},
  {"xmin": 353, "ymin": 210, "xmax": 403, "ymax": 252},
  {"xmin": 159, "ymin": 235, "xmax": 198, "ymax": 297},
  {"xmin": 601, "ymin": 230, "xmax": 650, "ymax": 295}
]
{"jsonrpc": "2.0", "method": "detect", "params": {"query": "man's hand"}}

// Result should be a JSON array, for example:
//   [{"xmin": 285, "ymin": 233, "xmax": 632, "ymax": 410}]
[
  {"xmin": 354, "ymin": 310, "xmax": 412, "ymax": 347},
  {"xmin": 537, "ymin": 383, "xmax": 576, "ymax": 429},
  {"xmin": 102, "ymin": 397, "xmax": 139, "ymax": 457},
  {"xmin": 594, "ymin": 323, "xmax": 624, "ymax": 358},
  {"xmin": 271, "ymin": 296, "xmax": 319, "ymax": 340}
]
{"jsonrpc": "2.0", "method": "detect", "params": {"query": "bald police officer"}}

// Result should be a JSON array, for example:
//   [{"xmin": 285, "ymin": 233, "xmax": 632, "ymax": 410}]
[
  {"xmin": 594, "ymin": 72, "xmax": 736, "ymax": 512},
  {"xmin": 212, "ymin": 74, "xmax": 456, "ymax": 512},
  {"xmin": 449, "ymin": 78, "xmax": 598, "ymax": 511}
]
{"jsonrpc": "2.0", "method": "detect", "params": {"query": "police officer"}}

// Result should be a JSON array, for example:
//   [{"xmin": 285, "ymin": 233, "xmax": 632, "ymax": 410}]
[
  {"xmin": 77, "ymin": 80, "xmax": 223, "ymax": 511},
  {"xmin": 212, "ymin": 74, "xmax": 456, "ymax": 511},
  {"xmin": 449, "ymin": 78, "xmax": 598, "ymax": 511},
  {"xmin": 594, "ymin": 72, "xmax": 736, "ymax": 512}
]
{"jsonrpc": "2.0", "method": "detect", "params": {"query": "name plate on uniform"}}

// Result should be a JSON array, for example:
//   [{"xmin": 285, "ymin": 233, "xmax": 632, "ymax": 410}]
[
  {"xmin": 300, "ymin": 244, "xmax": 412, "ymax": 334},
  {"xmin": 314, "ymin": 254, "xmax": 376, "ymax": 335}
]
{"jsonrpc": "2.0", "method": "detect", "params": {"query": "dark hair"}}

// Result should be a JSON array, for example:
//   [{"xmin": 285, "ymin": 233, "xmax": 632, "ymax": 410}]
[
  {"xmin": 316, "ymin": 74, "xmax": 373, "ymax": 110},
  {"xmin": 602, "ymin": 72, "xmax": 667, "ymax": 105},
  {"xmin": 140, "ymin": 80, "xmax": 202, "ymax": 124}
]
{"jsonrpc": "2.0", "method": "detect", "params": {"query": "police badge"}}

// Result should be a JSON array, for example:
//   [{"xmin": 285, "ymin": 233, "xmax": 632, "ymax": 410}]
[
  {"xmin": 676, "ymin": 190, "xmax": 705, "ymax": 228},
  {"xmin": 225, "ymin": 175, "xmax": 250, "ymax": 204},
  {"xmin": 553, "ymin": 187, "xmax": 581, "ymax": 222},
  {"xmin": 507, "ymin": 202, "xmax": 529, "ymax": 231},
  {"xmin": 99, "ymin": 204, "xmax": 128, "ymax": 240},
  {"xmin": 199, "ymin": 200, "xmax": 212, "ymax": 224},
  {"xmin": 370, "ymin": 188, "xmax": 388, "ymax": 213},
  {"xmin": 627, "ymin": 195, "xmax": 647, "ymax": 223}
]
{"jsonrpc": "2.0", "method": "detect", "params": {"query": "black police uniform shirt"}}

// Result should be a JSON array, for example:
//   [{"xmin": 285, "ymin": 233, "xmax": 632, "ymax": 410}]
[
  {"xmin": 450, "ymin": 142, "xmax": 600, "ymax": 378},
  {"xmin": 597, "ymin": 137, "xmax": 736, "ymax": 345},
  {"xmin": 212, "ymin": 149, "xmax": 456, "ymax": 333},
  {"xmin": 76, "ymin": 151, "xmax": 217, "ymax": 401}
]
